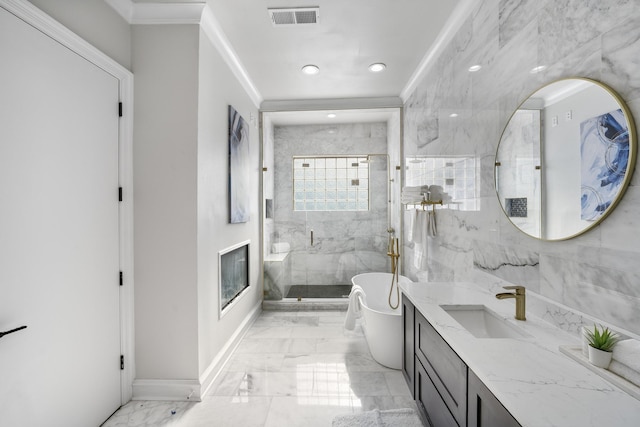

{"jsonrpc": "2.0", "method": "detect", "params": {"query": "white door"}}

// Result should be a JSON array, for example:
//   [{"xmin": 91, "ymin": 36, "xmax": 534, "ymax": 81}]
[{"xmin": 0, "ymin": 6, "xmax": 121, "ymax": 426}]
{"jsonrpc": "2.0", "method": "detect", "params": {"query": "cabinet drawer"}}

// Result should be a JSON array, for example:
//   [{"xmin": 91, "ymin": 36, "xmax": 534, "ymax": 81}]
[
  {"xmin": 416, "ymin": 311, "xmax": 467, "ymax": 425},
  {"xmin": 416, "ymin": 356, "xmax": 459, "ymax": 427},
  {"xmin": 402, "ymin": 294, "xmax": 415, "ymax": 396}
]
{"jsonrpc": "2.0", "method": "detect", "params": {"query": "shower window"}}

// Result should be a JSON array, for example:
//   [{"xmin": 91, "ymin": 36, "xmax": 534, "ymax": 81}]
[{"xmin": 293, "ymin": 155, "xmax": 369, "ymax": 211}]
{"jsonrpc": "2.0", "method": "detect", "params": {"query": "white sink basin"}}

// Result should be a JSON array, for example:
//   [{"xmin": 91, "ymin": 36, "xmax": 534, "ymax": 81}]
[{"xmin": 440, "ymin": 304, "xmax": 531, "ymax": 339}]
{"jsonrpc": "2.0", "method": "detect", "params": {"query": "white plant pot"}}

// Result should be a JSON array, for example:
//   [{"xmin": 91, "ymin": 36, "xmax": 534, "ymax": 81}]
[{"xmin": 588, "ymin": 345, "xmax": 612, "ymax": 368}]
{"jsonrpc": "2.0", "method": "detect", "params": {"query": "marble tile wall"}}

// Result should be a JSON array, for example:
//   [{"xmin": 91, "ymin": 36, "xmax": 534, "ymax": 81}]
[
  {"xmin": 273, "ymin": 123, "xmax": 389, "ymax": 289},
  {"xmin": 403, "ymin": 0, "xmax": 640, "ymax": 336}
]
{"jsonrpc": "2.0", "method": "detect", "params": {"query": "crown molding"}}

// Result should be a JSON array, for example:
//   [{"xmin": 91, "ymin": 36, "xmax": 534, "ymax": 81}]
[
  {"xmin": 104, "ymin": 1, "xmax": 262, "ymax": 107},
  {"xmin": 260, "ymin": 97, "xmax": 403, "ymax": 113},
  {"xmin": 200, "ymin": 6, "xmax": 262, "ymax": 107},
  {"xmin": 105, "ymin": 0, "xmax": 205, "ymax": 25},
  {"xmin": 400, "ymin": 0, "xmax": 479, "ymax": 102}
]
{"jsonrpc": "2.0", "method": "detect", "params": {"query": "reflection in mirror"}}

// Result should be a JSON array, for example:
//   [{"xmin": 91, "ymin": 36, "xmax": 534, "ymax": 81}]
[
  {"xmin": 405, "ymin": 156, "xmax": 479, "ymax": 211},
  {"xmin": 495, "ymin": 78, "xmax": 636, "ymax": 240}
]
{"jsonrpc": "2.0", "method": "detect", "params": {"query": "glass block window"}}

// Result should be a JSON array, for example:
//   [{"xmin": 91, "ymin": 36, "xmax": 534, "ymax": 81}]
[
  {"xmin": 293, "ymin": 156, "xmax": 369, "ymax": 211},
  {"xmin": 405, "ymin": 156, "xmax": 479, "ymax": 211}
]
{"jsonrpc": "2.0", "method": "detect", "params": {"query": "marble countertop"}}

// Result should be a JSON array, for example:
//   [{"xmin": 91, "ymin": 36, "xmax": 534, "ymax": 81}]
[{"xmin": 400, "ymin": 281, "xmax": 640, "ymax": 427}]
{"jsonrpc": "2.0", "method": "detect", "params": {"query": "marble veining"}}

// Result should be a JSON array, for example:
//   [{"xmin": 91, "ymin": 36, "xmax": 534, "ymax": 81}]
[
  {"xmin": 103, "ymin": 311, "xmax": 414, "ymax": 426},
  {"xmin": 498, "ymin": 0, "xmax": 544, "ymax": 48},
  {"xmin": 402, "ymin": 281, "xmax": 640, "ymax": 426},
  {"xmin": 403, "ymin": 0, "xmax": 640, "ymax": 337},
  {"xmin": 602, "ymin": 17, "xmax": 640, "ymax": 110}
]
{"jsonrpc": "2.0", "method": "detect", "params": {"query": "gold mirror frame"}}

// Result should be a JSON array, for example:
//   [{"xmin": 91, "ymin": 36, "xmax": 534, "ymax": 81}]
[{"xmin": 495, "ymin": 78, "xmax": 637, "ymax": 241}]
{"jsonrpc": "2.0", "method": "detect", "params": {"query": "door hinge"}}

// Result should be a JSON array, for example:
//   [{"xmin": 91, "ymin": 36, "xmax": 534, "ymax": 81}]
[
  {"xmin": 119, "ymin": 271, "xmax": 123, "ymax": 286},
  {"xmin": 118, "ymin": 102, "xmax": 123, "ymax": 117},
  {"xmin": 118, "ymin": 187, "xmax": 123, "ymax": 202},
  {"xmin": 120, "ymin": 355, "xmax": 124, "ymax": 370}
]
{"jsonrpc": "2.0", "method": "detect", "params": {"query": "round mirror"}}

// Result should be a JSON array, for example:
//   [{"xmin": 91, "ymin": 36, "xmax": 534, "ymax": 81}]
[{"xmin": 495, "ymin": 78, "xmax": 637, "ymax": 240}]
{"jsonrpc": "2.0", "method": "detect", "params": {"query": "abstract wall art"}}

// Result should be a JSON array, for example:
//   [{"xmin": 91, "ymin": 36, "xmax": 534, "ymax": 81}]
[
  {"xmin": 229, "ymin": 105, "xmax": 250, "ymax": 223},
  {"xmin": 580, "ymin": 109, "xmax": 629, "ymax": 220}
]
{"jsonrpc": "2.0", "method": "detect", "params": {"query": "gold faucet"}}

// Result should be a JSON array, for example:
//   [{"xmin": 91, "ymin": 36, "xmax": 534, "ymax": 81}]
[
  {"xmin": 387, "ymin": 237, "xmax": 400, "ymax": 273},
  {"xmin": 495, "ymin": 285, "xmax": 526, "ymax": 320},
  {"xmin": 387, "ymin": 237, "xmax": 401, "ymax": 309}
]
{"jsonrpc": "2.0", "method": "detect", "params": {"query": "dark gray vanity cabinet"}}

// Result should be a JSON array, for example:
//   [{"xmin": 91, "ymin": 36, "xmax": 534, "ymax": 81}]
[
  {"xmin": 415, "ymin": 310, "xmax": 467, "ymax": 426},
  {"xmin": 403, "ymin": 295, "xmax": 415, "ymax": 396},
  {"xmin": 402, "ymin": 294, "xmax": 522, "ymax": 427},
  {"xmin": 415, "ymin": 355, "xmax": 460, "ymax": 427},
  {"xmin": 468, "ymin": 370, "xmax": 521, "ymax": 427}
]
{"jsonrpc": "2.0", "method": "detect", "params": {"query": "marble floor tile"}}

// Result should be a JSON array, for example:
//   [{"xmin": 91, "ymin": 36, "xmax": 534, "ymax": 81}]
[
  {"xmin": 103, "ymin": 310, "xmax": 415, "ymax": 426},
  {"xmin": 223, "ymin": 353, "xmax": 285, "ymax": 372},
  {"xmin": 101, "ymin": 401, "xmax": 196, "ymax": 426},
  {"xmin": 217, "ymin": 371, "xmax": 308, "ymax": 397},
  {"xmin": 253, "ymin": 315, "xmax": 320, "ymax": 327},
  {"xmin": 264, "ymin": 396, "xmax": 356, "ymax": 427},
  {"xmin": 179, "ymin": 397, "xmax": 272, "ymax": 427},
  {"xmin": 244, "ymin": 326, "xmax": 294, "ymax": 339},
  {"xmin": 288, "ymin": 337, "xmax": 317, "ymax": 353},
  {"xmin": 234, "ymin": 337, "xmax": 292, "ymax": 353},
  {"xmin": 315, "ymin": 335, "xmax": 370, "ymax": 354},
  {"xmin": 280, "ymin": 352, "xmax": 391, "ymax": 373},
  {"xmin": 290, "ymin": 325, "xmax": 345, "ymax": 339}
]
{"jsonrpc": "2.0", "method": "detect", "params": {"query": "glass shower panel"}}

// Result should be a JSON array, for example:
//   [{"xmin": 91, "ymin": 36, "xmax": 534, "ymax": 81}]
[{"xmin": 263, "ymin": 118, "xmax": 399, "ymax": 302}]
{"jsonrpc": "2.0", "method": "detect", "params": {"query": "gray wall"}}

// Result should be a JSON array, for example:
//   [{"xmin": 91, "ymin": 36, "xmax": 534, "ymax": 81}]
[
  {"xmin": 132, "ymin": 24, "xmax": 200, "ymax": 380},
  {"xmin": 132, "ymin": 22, "xmax": 261, "ymax": 384},
  {"xmin": 403, "ymin": 0, "xmax": 640, "ymax": 335},
  {"xmin": 27, "ymin": 0, "xmax": 131, "ymax": 70},
  {"xmin": 196, "ymin": 26, "xmax": 261, "ymax": 375}
]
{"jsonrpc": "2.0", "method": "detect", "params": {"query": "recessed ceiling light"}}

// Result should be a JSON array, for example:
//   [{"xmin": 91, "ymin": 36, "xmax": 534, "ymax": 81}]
[
  {"xmin": 327, "ymin": 113, "xmax": 336, "ymax": 118},
  {"xmin": 368, "ymin": 63, "xmax": 386, "ymax": 73},
  {"xmin": 468, "ymin": 65, "xmax": 482, "ymax": 72},
  {"xmin": 530, "ymin": 65, "xmax": 547, "ymax": 74},
  {"xmin": 449, "ymin": 113, "xmax": 459, "ymax": 118},
  {"xmin": 301, "ymin": 64, "xmax": 320, "ymax": 75}
]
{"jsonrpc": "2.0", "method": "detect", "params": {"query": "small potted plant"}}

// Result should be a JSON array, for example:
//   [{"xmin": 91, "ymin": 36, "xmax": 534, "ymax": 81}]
[{"xmin": 584, "ymin": 324, "xmax": 618, "ymax": 368}]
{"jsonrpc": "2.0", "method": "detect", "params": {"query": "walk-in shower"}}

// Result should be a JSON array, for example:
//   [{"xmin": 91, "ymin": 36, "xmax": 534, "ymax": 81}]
[{"xmin": 261, "ymin": 108, "xmax": 402, "ymax": 304}]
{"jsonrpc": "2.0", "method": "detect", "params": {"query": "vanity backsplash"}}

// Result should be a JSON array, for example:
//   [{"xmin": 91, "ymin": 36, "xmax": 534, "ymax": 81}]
[{"xmin": 471, "ymin": 269, "xmax": 640, "ymax": 342}]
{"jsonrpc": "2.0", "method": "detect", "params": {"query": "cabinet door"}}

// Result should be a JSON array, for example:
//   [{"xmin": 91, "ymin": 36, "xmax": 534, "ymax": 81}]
[
  {"xmin": 468, "ymin": 370, "xmax": 521, "ymax": 427},
  {"xmin": 416, "ymin": 311, "xmax": 467, "ymax": 425},
  {"xmin": 416, "ymin": 356, "xmax": 459, "ymax": 427},
  {"xmin": 402, "ymin": 294, "xmax": 415, "ymax": 395}
]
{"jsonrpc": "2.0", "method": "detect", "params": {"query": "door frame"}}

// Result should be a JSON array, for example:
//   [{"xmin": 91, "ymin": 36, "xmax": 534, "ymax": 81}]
[{"xmin": 0, "ymin": 0, "xmax": 135, "ymax": 403}]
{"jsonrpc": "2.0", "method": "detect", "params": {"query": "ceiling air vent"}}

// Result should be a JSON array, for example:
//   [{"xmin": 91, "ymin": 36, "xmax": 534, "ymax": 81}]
[{"xmin": 268, "ymin": 7, "xmax": 319, "ymax": 26}]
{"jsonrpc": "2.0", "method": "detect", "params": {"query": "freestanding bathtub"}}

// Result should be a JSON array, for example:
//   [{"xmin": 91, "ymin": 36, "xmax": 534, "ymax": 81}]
[{"xmin": 351, "ymin": 272, "xmax": 412, "ymax": 369}]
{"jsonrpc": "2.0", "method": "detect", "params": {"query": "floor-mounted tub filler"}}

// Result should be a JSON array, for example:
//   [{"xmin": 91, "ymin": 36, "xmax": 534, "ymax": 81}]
[{"xmin": 347, "ymin": 272, "xmax": 413, "ymax": 369}]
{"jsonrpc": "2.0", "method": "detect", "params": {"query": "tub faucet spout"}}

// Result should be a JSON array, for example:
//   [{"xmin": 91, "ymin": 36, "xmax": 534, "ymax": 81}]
[{"xmin": 496, "ymin": 285, "xmax": 526, "ymax": 321}]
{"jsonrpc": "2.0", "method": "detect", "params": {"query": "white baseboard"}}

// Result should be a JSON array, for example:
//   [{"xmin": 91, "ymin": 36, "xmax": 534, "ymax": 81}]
[
  {"xmin": 132, "ymin": 379, "xmax": 202, "ymax": 402},
  {"xmin": 199, "ymin": 301, "xmax": 262, "ymax": 396},
  {"xmin": 131, "ymin": 301, "xmax": 261, "ymax": 402}
]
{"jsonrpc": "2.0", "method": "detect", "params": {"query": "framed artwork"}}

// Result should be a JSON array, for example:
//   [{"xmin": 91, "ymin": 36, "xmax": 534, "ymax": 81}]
[
  {"xmin": 580, "ymin": 109, "xmax": 629, "ymax": 220},
  {"xmin": 229, "ymin": 105, "xmax": 250, "ymax": 223}
]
